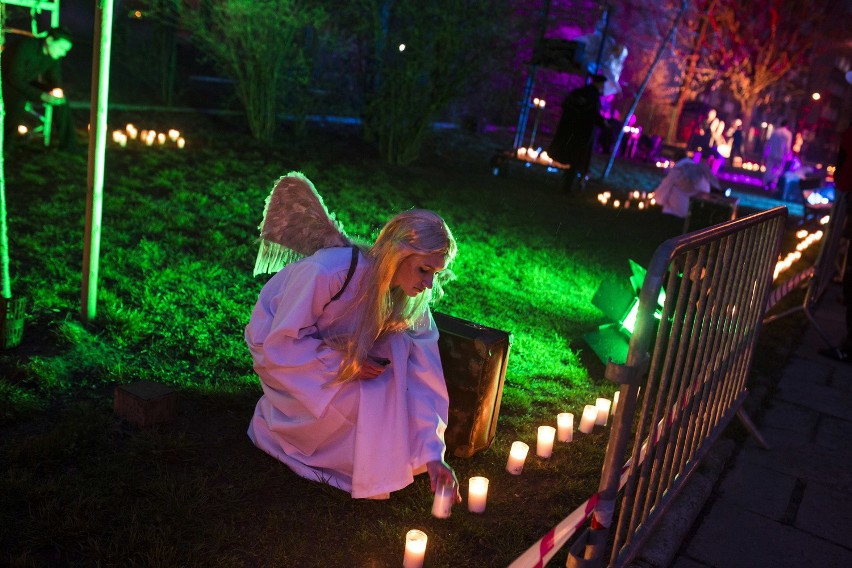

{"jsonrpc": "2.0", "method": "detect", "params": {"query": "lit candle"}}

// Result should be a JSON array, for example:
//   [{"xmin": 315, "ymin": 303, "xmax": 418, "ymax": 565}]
[
  {"xmin": 168, "ymin": 129, "xmax": 180, "ymax": 142},
  {"xmin": 403, "ymin": 529, "xmax": 428, "ymax": 568},
  {"xmin": 126, "ymin": 124, "xmax": 138, "ymax": 139},
  {"xmin": 177, "ymin": 137, "xmax": 186, "ymax": 149},
  {"xmin": 468, "ymin": 477, "xmax": 489, "ymax": 513},
  {"xmin": 612, "ymin": 391, "xmax": 620, "ymax": 416},
  {"xmin": 579, "ymin": 405, "xmax": 597, "ymax": 434},
  {"xmin": 50, "ymin": 87, "xmax": 64, "ymax": 98},
  {"xmin": 431, "ymin": 480, "xmax": 455, "ymax": 519},
  {"xmin": 536, "ymin": 425, "xmax": 556, "ymax": 458},
  {"xmin": 557, "ymin": 412, "xmax": 573, "ymax": 442},
  {"xmin": 596, "ymin": 398, "xmax": 612, "ymax": 426},
  {"xmin": 517, "ymin": 147, "xmax": 527, "ymax": 159},
  {"xmin": 506, "ymin": 441, "xmax": 529, "ymax": 475},
  {"xmin": 117, "ymin": 133, "xmax": 127, "ymax": 148},
  {"xmin": 17, "ymin": 125, "xmax": 28, "ymax": 135},
  {"xmin": 157, "ymin": 132, "xmax": 166, "ymax": 145}
]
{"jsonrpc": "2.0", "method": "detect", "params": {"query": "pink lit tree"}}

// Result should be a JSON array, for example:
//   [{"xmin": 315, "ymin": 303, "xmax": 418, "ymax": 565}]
[{"xmin": 709, "ymin": 0, "xmax": 834, "ymax": 133}]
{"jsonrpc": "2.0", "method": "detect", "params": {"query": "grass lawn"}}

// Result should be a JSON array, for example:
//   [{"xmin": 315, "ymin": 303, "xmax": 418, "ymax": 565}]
[{"xmin": 0, "ymin": 115, "xmax": 811, "ymax": 567}]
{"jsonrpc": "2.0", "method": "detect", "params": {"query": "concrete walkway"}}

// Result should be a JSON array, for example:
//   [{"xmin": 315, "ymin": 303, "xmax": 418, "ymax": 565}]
[{"xmin": 633, "ymin": 282, "xmax": 852, "ymax": 568}]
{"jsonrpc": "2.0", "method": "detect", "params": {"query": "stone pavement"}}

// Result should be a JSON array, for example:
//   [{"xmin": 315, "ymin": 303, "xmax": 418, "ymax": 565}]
[{"xmin": 632, "ymin": 282, "xmax": 852, "ymax": 568}]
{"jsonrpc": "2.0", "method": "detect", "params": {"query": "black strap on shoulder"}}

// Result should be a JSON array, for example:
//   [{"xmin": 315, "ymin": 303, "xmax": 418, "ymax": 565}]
[{"xmin": 329, "ymin": 246, "xmax": 359, "ymax": 303}]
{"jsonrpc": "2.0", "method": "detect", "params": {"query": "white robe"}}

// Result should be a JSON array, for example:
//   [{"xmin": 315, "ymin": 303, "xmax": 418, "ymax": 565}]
[
  {"xmin": 654, "ymin": 158, "xmax": 715, "ymax": 218},
  {"xmin": 245, "ymin": 247, "xmax": 449, "ymax": 498}
]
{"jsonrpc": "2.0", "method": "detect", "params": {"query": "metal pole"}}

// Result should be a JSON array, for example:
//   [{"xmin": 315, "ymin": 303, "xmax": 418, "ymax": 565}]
[
  {"xmin": 0, "ymin": 5, "xmax": 10, "ymax": 300},
  {"xmin": 81, "ymin": 0, "xmax": 114, "ymax": 322},
  {"xmin": 591, "ymin": 4, "xmax": 611, "ymax": 81},
  {"xmin": 602, "ymin": 0, "xmax": 687, "ymax": 179}
]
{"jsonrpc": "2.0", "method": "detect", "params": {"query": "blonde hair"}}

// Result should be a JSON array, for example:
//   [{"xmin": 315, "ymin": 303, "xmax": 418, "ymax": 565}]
[{"xmin": 332, "ymin": 209, "xmax": 456, "ymax": 384}]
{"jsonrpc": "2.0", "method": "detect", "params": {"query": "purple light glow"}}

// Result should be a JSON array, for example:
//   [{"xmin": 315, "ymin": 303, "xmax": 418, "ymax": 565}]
[{"xmin": 716, "ymin": 171, "xmax": 764, "ymax": 188}]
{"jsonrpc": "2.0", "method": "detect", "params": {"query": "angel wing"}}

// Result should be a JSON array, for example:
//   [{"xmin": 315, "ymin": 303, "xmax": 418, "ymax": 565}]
[{"xmin": 253, "ymin": 172, "xmax": 351, "ymax": 276}]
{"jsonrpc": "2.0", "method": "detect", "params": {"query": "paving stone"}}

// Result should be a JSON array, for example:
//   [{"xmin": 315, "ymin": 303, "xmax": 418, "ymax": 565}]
[
  {"xmin": 779, "ymin": 357, "xmax": 832, "ymax": 385},
  {"xmin": 716, "ymin": 460, "xmax": 796, "ymax": 521},
  {"xmin": 830, "ymin": 364, "xmax": 852, "ymax": 391},
  {"xmin": 670, "ymin": 556, "xmax": 709, "ymax": 568},
  {"xmin": 760, "ymin": 399, "xmax": 819, "ymax": 434},
  {"xmin": 742, "ymin": 424, "xmax": 810, "ymax": 453},
  {"xmin": 685, "ymin": 499, "xmax": 852, "ymax": 568},
  {"xmin": 795, "ymin": 481, "xmax": 852, "ymax": 550},
  {"xmin": 774, "ymin": 377, "xmax": 852, "ymax": 421},
  {"xmin": 814, "ymin": 415, "xmax": 852, "ymax": 452},
  {"xmin": 737, "ymin": 440, "xmax": 852, "ymax": 494}
]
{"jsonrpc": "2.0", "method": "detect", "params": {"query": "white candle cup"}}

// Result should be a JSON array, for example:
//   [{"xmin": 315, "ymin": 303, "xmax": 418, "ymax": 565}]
[
  {"xmin": 431, "ymin": 480, "xmax": 455, "ymax": 519},
  {"xmin": 177, "ymin": 137, "xmax": 186, "ymax": 149},
  {"xmin": 579, "ymin": 405, "xmax": 597, "ymax": 434},
  {"xmin": 168, "ymin": 129, "xmax": 180, "ymax": 141},
  {"xmin": 50, "ymin": 87, "xmax": 64, "ymax": 98},
  {"xmin": 506, "ymin": 441, "xmax": 529, "ymax": 475},
  {"xmin": 468, "ymin": 476, "xmax": 489, "ymax": 513},
  {"xmin": 596, "ymin": 398, "xmax": 612, "ymax": 426},
  {"xmin": 403, "ymin": 529, "xmax": 428, "ymax": 568},
  {"xmin": 157, "ymin": 132, "xmax": 166, "ymax": 145},
  {"xmin": 536, "ymin": 425, "xmax": 556, "ymax": 458},
  {"xmin": 612, "ymin": 391, "xmax": 620, "ymax": 416},
  {"xmin": 557, "ymin": 412, "xmax": 574, "ymax": 442}
]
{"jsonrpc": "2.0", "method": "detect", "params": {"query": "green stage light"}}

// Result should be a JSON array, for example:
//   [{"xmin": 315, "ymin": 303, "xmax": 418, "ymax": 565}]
[{"xmin": 584, "ymin": 260, "xmax": 664, "ymax": 365}]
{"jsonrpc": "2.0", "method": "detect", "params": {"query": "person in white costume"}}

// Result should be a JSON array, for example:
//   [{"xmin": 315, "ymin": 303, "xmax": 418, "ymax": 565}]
[
  {"xmin": 246, "ymin": 172, "xmax": 460, "ymax": 501},
  {"xmin": 653, "ymin": 155, "xmax": 721, "ymax": 219}
]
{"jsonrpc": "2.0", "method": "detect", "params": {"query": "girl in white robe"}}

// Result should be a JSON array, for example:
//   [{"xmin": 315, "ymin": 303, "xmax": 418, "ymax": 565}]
[{"xmin": 245, "ymin": 176, "xmax": 459, "ymax": 500}]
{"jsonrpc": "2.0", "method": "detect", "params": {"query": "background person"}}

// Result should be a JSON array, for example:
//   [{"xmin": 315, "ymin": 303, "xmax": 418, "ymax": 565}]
[
  {"xmin": 1, "ymin": 26, "xmax": 78, "ymax": 150},
  {"xmin": 762, "ymin": 119, "xmax": 793, "ymax": 192},
  {"xmin": 548, "ymin": 74, "xmax": 608, "ymax": 192},
  {"xmin": 653, "ymin": 154, "xmax": 721, "ymax": 220},
  {"xmin": 245, "ymin": 173, "xmax": 460, "ymax": 501}
]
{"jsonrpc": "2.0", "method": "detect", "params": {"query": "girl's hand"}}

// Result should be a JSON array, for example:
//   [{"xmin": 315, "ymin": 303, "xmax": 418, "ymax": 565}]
[
  {"xmin": 356, "ymin": 358, "xmax": 387, "ymax": 380},
  {"xmin": 426, "ymin": 460, "xmax": 462, "ymax": 503}
]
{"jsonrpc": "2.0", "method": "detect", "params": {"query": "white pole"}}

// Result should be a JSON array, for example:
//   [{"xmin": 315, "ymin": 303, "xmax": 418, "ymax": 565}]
[
  {"xmin": 81, "ymin": 0, "xmax": 114, "ymax": 322},
  {"xmin": 602, "ymin": 0, "xmax": 688, "ymax": 179}
]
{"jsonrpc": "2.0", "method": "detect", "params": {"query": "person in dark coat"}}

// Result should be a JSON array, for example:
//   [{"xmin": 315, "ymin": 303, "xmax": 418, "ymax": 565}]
[
  {"xmin": 548, "ymin": 74, "xmax": 608, "ymax": 191},
  {"xmin": 2, "ymin": 27, "xmax": 78, "ymax": 150}
]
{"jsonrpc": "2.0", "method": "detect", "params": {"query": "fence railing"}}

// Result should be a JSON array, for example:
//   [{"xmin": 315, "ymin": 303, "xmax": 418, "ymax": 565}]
[
  {"xmin": 763, "ymin": 192, "xmax": 848, "ymax": 350},
  {"xmin": 566, "ymin": 206, "xmax": 787, "ymax": 568}
]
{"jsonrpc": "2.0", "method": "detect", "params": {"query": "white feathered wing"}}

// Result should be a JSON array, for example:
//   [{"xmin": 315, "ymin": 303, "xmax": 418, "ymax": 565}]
[{"xmin": 253, "ymin": 172, "xmax": 351, "ymax": 276}]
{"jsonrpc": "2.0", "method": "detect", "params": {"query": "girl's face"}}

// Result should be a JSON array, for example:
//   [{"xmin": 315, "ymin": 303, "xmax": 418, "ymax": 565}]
[{"xmin": 391, "ymin": 252, "xmax": 446, "ymax": 297}]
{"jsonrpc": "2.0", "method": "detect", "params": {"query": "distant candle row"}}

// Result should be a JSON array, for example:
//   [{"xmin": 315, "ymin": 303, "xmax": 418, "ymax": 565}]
[
  {"xmin": 506, "ymin": 392, "xmax": 621, "ymax": 475},
  {"xmin": 112, "ymin": 124, "xmax": 186, "ymax": 148}
]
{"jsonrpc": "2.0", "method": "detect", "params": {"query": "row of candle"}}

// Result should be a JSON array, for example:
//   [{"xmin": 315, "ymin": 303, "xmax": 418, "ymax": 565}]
[
  {"xmin": 516, "ymin": 146, "xmax": 554, "ymax": 166},
  {"xmin": 773, "ymin": 227, "xmax": 825, "ymax": 280},
  {"xmin": 405, "ymin": 393, "xmax": 622, "ymax": 566},
  {"xmin": 112, "ymin": 124, "xmax": 186, "ymax": 149},
  {"xmin": 507, "ymin": 393, "xmax": 619, "ymax": 473},
  {"xmin": 597, "ymin": 190, "xmax": 657, "ymax": 211}
]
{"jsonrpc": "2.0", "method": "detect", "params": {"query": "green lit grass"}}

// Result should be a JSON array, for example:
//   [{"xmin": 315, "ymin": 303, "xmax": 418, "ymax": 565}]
[{"xmin": 0, "ymin": 120, "xmax": 809, "ymax": 567}]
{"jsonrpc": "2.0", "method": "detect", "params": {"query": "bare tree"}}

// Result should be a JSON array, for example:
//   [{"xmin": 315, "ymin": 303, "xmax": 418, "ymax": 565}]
[{"xmin": 710, "ymin": 0, "xmax": 830, "ymax": 132}]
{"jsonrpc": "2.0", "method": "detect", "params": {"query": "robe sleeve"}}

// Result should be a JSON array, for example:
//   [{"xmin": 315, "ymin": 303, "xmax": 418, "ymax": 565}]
[
  {"xmin": 404, "ymin": 309, "xmax": 450, "ymax": 468},
  {"xmin": 245, "ymin": 258, "xmax": 346, "ymax": 419}
]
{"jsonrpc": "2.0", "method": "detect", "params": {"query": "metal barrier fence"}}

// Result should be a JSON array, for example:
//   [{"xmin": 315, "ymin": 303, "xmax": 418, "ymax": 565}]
[
  {"xmin": 567, "ymin": 206, "xmax": 787, "ymax": 568},
  {"xmin": 763, "ymin": 192, "xmax": 848, "ymax": 350}
]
